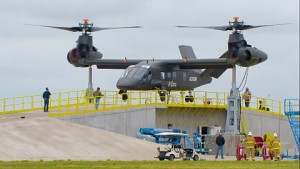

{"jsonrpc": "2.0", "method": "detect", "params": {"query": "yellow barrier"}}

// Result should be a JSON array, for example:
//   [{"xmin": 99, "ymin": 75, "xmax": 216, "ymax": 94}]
[{"xmin": 0, "ymin": 90, "xmax": 284, "ymax": 117}]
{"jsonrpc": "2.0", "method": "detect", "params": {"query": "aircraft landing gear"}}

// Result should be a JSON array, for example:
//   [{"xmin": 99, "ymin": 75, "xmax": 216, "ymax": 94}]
[
  {"xmin": 158, "ymin": 91, "xmax": 171, "ymax": 103},
  {"xmin": 158, "ymin": 91, "xmax": 166, "ymax": 102},
  {"xmin": 119, "ymin": 90, "xmax": 128, "ymax": 101},
  {"xmin": 185, "ymin": 90, "xmax": 194, "ymax": 103}
]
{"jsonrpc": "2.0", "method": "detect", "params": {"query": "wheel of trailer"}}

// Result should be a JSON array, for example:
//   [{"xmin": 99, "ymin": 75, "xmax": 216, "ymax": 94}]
[
  {"xmin": 193, "ymin": 155, "xmax": 199, "ymax": 161},
  {"xmin": 169, "ymin": 154, "xmax": 175, "ymax": 161},
  {"xmin": 159, "ymin": 158, "xmax": 164, "ymax": 161}
]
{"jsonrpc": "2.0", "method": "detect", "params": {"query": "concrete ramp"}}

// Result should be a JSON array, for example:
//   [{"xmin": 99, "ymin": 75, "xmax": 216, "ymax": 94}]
[{"xmin": 0, "ymin": 114, "xmax": 158, "ymax": 161}]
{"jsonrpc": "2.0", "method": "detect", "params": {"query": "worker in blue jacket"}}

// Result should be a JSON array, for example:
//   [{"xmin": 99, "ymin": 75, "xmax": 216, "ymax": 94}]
[
  {"xmin": 42, "ymin": 87, "xmax": 51, "ymax": 112},
  {"xmin": 215, "ymin": 133, "xmax": 225, "ymax": 159}
]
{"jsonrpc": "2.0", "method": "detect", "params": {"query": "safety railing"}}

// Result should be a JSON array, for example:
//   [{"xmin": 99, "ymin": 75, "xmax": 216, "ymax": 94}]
[
  {"xmin": 0, "ymin": 89, "xmax": 284, "ymax": 117},
  {"xmin": 242, "ymin": 95, "xmax": 283, "ymax": 116}
]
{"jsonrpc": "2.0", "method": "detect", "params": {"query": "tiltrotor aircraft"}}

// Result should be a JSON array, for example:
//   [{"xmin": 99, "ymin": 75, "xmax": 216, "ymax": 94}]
[{"xmin": 32, "ymin": 17, "xmax": 273, "ymax": 101}]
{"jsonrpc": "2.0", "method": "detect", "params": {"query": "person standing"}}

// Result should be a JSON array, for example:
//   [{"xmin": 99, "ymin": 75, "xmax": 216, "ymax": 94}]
[
  {"xmin": 42, "ymin": 87, "xmax": 51, "ymax": 112},
  {"xmin": 243, "ymin": 87, "xmax": 252, "ymax": 107},
  {"xmin": 270, "ymin": 133, "xmax": 281, "ymax": 161},
  {"xmin": 243, "ymin": 131, "xmax": 256, "ymax": 161},
  {"xmin": 93, "ymin": 87, "xmax": 103, "ymax": 110},
  {"xmin": 215, "ymin": 133, "xmax": 225, "ymax": 159}
]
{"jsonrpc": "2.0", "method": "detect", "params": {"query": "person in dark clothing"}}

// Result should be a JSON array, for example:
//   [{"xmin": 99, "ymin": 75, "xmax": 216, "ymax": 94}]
[
  {"xmin": 42, "ymin": 87, "xmax": 51, "ymax": 112},
  {"xmin": 215, "ymin": 133, "xmax": 225, "ymax": 159}
]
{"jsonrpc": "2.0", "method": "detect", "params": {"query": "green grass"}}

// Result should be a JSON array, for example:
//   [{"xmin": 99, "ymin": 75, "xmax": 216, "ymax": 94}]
[{"xmin": 0, "ymin": 160, "xmax": 299, "ymax": 169}]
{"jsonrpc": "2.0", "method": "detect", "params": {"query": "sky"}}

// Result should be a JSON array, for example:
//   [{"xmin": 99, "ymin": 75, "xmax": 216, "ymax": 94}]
[{"xmin": 0, "ymin": 0, "xmax": 299, "ymax": 101}]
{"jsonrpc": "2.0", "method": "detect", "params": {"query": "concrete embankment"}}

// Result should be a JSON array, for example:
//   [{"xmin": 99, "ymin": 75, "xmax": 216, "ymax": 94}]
[{"xmin": 0, "ymin": 112, "xmax": 158, "ymax": 161}]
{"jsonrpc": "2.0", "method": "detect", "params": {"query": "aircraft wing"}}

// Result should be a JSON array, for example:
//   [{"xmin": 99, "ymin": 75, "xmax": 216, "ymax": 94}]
[
  {"xmin": 84, "ymin": 59, "xmax": 145, "ymax": 69},
  {"xmin": 84, "ymin": 57, "xmax": 234, "ymax": 69},
  {"xmin": 166, "ymin": 58, "xmax": 234, "ymax": 69}
]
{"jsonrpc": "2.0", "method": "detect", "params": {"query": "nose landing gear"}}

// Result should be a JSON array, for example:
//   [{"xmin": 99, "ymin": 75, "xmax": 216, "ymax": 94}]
[
  {"xmin": 185, "ymin": 90, "xmax": 194, "ymax": 103},
  {"xmin": 118, "ymin": 90, "xmax": 128, "ymax": 101}
]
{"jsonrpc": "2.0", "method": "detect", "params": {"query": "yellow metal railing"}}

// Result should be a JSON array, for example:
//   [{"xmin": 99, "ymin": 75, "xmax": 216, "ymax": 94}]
[
  {"xmin": 242, "ymin": 95, "xmax": 284, "ymax": 116},
  {"xmin": 0, "ymin": 90, "xmax": 284, "ymax": 117}
]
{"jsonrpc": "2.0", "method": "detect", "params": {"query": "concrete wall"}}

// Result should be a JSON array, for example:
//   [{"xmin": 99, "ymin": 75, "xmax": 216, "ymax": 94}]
[
  {"xmin": 243, "ymin": 109, "xmax": 298, "ymax": 154},
  {"xmin": 59, "ymin": 106, "xmax": 298, "ymax": 155},
  {"xmin": 155, "ymin": 107, "xmax": 227, "ymax": 135},
  {"xmin": 60, "ymin": 106, "xmax": 156, "ymax": 137},
  {"xmin": 155, "ymin": 107, "xmax": 297, "ymax": 155}
]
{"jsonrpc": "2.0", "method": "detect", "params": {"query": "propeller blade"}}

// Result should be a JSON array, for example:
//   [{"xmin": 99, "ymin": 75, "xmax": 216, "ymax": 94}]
[
  {"xmin": 25, "ymin": 24, "xmax": 82, "ymax": 32},
  {"xmin": 176, "ymin": 25, "xmax": 230, "ymax": 31},
  {"xmin": 177, "ymin": 23, "xmax": 291, "ymax": 31},
  {"xmin": 91, "ymin": 26, "xmax": 142, "ymax": 32},
  {"xmin": 242, "ymin": 23, "xmax": 292, "ymax": 30}
]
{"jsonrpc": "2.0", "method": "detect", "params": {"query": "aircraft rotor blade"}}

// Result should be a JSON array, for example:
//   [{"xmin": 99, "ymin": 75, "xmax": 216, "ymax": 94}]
[
  {"xmin": 25, "ymin": 24, "xmax": 82, "ymax": 32},
  {"xmin": 177, "ymin": 23, "xmax": 291, "ymax": 31},
  {"xmin": 90, "ymin": 26, "xmax": 142, "ymax": 32},
  {"xmin": 176, "ymin": 25, "xmax": 230, "ymax": 31},
  {"xmin": 242, "ymin": 23, "xmax": 292, "ymax": 30},
  {"xmin": 26, "ymin": 24, "xmax": 142, "ymax": 32}
]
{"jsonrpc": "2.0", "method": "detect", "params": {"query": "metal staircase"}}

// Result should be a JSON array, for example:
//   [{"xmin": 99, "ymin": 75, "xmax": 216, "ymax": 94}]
[{"xmin": 284, "ymin": 99, "xmax": 300, "ymax": 153}]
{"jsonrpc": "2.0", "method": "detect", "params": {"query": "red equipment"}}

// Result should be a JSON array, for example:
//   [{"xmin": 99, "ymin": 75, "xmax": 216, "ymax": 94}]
[
  {"xmin": 254, "ymin": 137, "xmax": 264, "ymax": 149},
  {"xmin": 236, "ymin": 143, "xmax": 246, "ymax": 160},
  {"xmin": 262, "ymin": 144, "xmax": 273, "ymax": 160}
]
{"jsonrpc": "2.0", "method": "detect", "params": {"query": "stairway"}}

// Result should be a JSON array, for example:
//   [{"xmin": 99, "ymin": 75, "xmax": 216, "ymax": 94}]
[{"xmin": 284, "ymin": 99, "xmax": 300, "ymax": 153}]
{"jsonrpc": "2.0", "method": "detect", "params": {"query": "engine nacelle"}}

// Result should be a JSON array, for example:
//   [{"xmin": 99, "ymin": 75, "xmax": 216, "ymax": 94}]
[
  {"xmin": 67, "ymin": 47, "xmax": 103, "ymax": 67},
  {"xmin": 236, "ymin": 47, "xmax": 268, "ymax": 67}
]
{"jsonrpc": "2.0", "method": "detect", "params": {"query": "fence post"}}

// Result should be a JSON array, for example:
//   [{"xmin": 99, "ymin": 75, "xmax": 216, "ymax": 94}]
[
  {"xmin": 76, "ymin": 90, "xmax": 79, "ymax": 112},
  {"xmin": 103, "ymin": 91, "xmax": 106, "ymax": 109},
  {"xmin": 58, "ymin": 92, "xmax": 61, "ymax": 112},
  {"xmin": 31, "ymin": 96, "xmax": 34, "ymax": 111},
  {"xmin": 3, "ymin": 98, "xmax": 6, "ymax": 113}
]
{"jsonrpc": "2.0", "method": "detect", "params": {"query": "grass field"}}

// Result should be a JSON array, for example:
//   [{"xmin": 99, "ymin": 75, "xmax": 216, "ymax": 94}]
[{"xmin": 0, "ymin": 160, "xmax": 299, "ymax": 169}]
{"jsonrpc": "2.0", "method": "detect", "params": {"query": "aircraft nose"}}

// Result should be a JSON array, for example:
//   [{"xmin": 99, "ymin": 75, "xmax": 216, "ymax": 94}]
[{"xmin": 116, "ymin": 78, "xmax": 139, "ymax": 90}]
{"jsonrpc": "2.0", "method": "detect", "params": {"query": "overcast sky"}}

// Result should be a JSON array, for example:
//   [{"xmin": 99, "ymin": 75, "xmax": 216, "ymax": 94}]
[{"xmin": 0, "ymin": 0, "xmax": 299, "ymax": 101}]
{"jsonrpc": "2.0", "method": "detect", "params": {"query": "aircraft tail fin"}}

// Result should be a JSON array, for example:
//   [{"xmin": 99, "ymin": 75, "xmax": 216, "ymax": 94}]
[
  {"xmin": 179, "ymin": 45, "xmax": 202, "ymax": 74},
  {"xmin": 179, "ymin": 45, "xmax": 197, "ymax": 59}
]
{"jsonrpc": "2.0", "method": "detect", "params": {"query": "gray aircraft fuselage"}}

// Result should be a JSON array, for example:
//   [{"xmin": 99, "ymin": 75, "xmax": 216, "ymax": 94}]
[{"xmin": 116, "ymin": 61, "xmax": 212, "ymax": 91}]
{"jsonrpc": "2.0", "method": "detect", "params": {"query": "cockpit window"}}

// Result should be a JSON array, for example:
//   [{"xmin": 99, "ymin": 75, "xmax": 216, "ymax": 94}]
[
  {"xmin": 127, "ymin": 67, "xmax": 139, "ymax": 78},
  {"xmin": 121, "ymin": 66, "xmax": 133, "ymax": 78},
  {"xmin": 122, "ymin": 66, "xmax": 150, "ymax": 79},
  {"xmin": 133, "ymin": 67, "xmax": 148, "ymax": 78}
]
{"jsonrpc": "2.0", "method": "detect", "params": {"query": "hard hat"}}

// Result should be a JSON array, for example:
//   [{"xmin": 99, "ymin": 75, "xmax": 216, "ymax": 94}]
[
  {"xmin": 248, "ymin": 132, "xmax": 252, "ymax": 136},
  {"xmin": 274, "ymin": 133, "xmax": 278, "ymax": 137}
]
